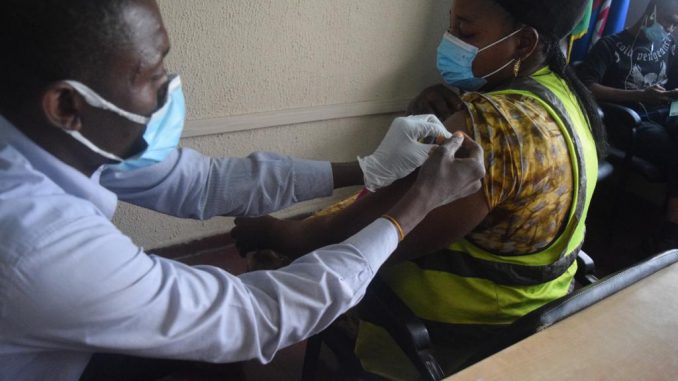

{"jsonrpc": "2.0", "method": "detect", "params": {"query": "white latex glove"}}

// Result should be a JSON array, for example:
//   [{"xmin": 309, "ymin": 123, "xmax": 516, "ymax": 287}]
[{"xmin": 358, "ymin": 115, "xmax": 452, "ymax": 191}]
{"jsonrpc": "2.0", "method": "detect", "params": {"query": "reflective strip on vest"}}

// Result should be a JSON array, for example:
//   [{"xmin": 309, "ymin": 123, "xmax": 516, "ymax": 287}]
[{"xmin": 411, "ymin": 243, "xmax": 583, "ymax": 287}]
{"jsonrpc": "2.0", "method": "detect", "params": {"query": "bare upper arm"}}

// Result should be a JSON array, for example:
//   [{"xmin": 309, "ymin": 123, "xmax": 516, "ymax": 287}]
[
  {"xmin": 380, "ymin": 108, "xmax": 490, "ymax": 265},
  {"xmin": 386, "ymin": 189, "xmax": 489, "ymax": 265},
  {"xmin": 444, "ymin": 109, "xmax": 471, "ymax": 135}
]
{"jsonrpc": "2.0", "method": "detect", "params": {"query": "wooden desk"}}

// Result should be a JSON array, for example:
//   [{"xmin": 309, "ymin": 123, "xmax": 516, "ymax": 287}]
[{"xmin": 446, "ymin": 262, "xmax": 678, "ymax": 381}]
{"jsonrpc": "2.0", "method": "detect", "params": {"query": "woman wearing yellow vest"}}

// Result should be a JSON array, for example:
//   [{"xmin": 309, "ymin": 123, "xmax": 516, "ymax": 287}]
[{"xmin": 232, "ymin": 0, "xmax": 606, "ymax": 378}]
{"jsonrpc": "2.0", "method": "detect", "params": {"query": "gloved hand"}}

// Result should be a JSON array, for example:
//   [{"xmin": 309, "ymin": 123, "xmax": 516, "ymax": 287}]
[
  {"xmin": 358, "ymin": 115, "xmax": 452, "ymax": 191},
  {"xmin": 414, "ymin": 132, "xmax": 484, "ymax": 209}
]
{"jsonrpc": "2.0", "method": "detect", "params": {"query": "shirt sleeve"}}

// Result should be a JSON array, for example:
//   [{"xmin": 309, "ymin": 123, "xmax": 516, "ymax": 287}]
[
  {"xmin": 3, "ymin": 204, "xmax": 399, "ymax": 364},
  {"xmin": 575, "ymin": 37, "xmax": 616, "ymax": 86},
  {"xmin": 461, "ymin": 93, "xmax": 521, "ymax": 209},
  {"xmin": 99, "ymin": 148, "xmax": 334, "ymax": 219}
]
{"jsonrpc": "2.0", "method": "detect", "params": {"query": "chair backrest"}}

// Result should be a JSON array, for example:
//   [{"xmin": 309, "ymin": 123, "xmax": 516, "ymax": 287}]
[
  {"xmin": 599, "ymin": 102, "xmax": 667, "ymax": 182},
  {"xmin": 458, "ymin": 249, "xmax": 678, "ymax": 370},
  {"xmin": 599, "ymin": 102, "xmax": 641, "ymax": 150}
]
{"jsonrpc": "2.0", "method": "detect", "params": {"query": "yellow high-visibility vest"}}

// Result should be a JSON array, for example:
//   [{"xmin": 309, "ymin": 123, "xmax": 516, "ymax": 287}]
[{"xmin": 357, "ymin": 67, "xmax": 599, "ymax": 380}]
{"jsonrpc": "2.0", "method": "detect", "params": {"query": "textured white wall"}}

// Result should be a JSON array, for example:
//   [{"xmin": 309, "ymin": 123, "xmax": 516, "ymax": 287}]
[{"xmin": 113, "ymin": 0, "xmax": 450, "ymax": 249}]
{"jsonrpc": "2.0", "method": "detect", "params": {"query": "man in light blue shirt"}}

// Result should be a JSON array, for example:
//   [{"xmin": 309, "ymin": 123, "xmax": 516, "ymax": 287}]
[{"xmin": 0, "ymin": 1, "xmax": 485, "ymax": 380}]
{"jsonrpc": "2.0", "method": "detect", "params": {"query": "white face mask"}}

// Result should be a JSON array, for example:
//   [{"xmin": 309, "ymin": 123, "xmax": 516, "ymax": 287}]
[{"xmin": 63, "ymin": 75, "xmax": 186, "ymax": 170}]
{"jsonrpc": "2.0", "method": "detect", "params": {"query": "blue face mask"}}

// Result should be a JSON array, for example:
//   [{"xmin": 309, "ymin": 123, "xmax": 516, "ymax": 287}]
[
  {"xmin": 644, "ymin": 22, "xmax": 670, "ymax": 44},
  {"xmin": 644, "ymin": 6, "xmax": 670, "ymax": 44},
  {"xmin": 63, "ymin": 75, "xmax": 186, "ymax": 171},
  {"xmin": 436, "ymin": 29, "xmax": 523, "ymax": 91}
]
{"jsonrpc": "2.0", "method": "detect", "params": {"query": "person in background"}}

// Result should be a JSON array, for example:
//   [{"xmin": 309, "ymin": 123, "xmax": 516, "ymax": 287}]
[
  {"xmin": 233, "ymin": 0, "xmax": 606, "ymax": 378},
  {"xmin": 577, "ymin": 0, "xmax": 678, "ymax": 251},
  {"xmin": 0, "ymin": 1, "xmax": 486, "ymax": 380}
]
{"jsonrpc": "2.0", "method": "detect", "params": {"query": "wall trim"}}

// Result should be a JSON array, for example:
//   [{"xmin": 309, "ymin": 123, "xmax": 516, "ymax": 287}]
[{"xmin": 182, "ymin": 98, "xmax": 411, "ymax": 138}]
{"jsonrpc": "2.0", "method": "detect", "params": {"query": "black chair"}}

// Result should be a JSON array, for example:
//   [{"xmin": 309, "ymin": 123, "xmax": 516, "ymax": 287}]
[
  {"xmin": 595, "ymin": 106, "xmax": 614, "ymax": 183},
  {"xmin": 597, "ymin": 159, "xmax": 614, "ymax": 183},
  {"xmin": 301, "ymin": 250, "xmax": 616, "ymax": 381},
  {"xmin": 599, "ymin": 102, "xmax": 666, "ymax": 189},
  {"xmin": 596, "ymin": 103, "xmax": 668, "ymax": 236}
]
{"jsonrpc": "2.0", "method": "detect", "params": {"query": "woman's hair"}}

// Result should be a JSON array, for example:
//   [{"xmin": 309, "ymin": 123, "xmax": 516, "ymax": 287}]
[
  {"xmin": 542, "ymin": 36, "xmax": 608, "ymax": 160},
  {"xmin": 493, "ymin": 0, "xmax": 608, "ymax": 160}
]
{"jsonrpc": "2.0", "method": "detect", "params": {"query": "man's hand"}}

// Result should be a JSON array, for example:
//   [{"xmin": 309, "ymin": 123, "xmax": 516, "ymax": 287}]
[
  {"xmin": 232, "ymin": 133, "xmax": 486, "ymax": 258},
  {"xmin": 414, "ymin": 133, "xmax": 484, "ymax": 209},
  {"xmin": 358, "ymin": 115, "xmax": 451, "ymax": 191},
  {"xmin": 407, "ymin": 84, "xmax": 465, "ymax": 121},
  {"xmin": 640, "ymin": 85, "xmax": 673, "ymax": 106},
  {"xmin": 386, "ymin": 132, "xmax": 485, "ymax": 235},
  {"xmin": 232, "ymin": 215, "xmax": 302, "ymax": 258}
]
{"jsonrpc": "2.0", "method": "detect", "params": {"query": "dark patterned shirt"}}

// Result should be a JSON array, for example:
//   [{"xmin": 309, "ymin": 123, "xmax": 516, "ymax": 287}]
[
  {"xmin": 461, "ymin": 92, "xmax": 573, "ymax": 254},
  {"xmin": 577, "ymin": 30, "xmax": 678, "ymax": 90}
]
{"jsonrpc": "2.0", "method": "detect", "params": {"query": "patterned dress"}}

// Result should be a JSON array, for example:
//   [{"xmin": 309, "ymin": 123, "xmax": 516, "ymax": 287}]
[{"xmin": 462, "ymin": 92, "xmax": 573, "ymax": 255}]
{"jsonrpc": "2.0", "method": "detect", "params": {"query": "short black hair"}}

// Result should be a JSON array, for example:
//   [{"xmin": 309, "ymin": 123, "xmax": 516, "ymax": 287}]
[{"xmin": 0, "ymin": 0, "xmax": 135, "ymax": 108}]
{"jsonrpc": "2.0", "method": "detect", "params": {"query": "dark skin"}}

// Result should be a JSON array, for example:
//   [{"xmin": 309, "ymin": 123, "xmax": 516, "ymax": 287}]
[
  {"xmin": 0, "ymin": 0, "xmax": 170, "ymax": 177},
  {"xmin": 0, "ymin": 0, "xmax": 362, "ymax": 187},
  {"xmin": 406, "ymin": 0, "xmax": 543, "ymax": 121},
  {"xmin": 232, "ymin": 0, "xmax": 547, "ymax": 264},
  {"xmin": 588, "ymin": 1, "xmax": 678, "ymax": 106}
]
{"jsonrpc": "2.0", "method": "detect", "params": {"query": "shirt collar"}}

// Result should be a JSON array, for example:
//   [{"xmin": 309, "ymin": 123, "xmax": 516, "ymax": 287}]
[{"xmin": 0, "ymin": 114, "xmax": 118, "ymax": 219}]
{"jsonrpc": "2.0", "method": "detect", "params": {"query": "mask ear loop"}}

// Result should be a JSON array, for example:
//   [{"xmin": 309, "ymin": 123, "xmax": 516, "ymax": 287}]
[
  {"xmin": 481, "ymin": 57, "xmax": 518, "ymax": 80},
  {"xmin": 478, "ymin": 28, "xmax": 524, "ymax": 53},
  {"xmin": 63, "ymin": 81, "xmax": 150, "ymax": 125},
  {"xmin": 514, "ymin": 27, "xmax": 539, "ymax": 77},
  {"xmin": 62, "ymin": 129, "xmax": 124, "ymax": 162},
  {"xmin": 478, "ymin": 28, "xmax": 526, "ymax": 80},
  {"xmin": 650, "ymin": 5, "xmax": 659, "ymax": 53},
  {"xmin": 58, "ymin": 80, "xmax": 152, "ymax": 162}
]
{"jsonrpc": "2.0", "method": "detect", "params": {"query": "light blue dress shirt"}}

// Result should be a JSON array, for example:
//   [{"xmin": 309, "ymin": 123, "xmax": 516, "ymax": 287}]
[{"xmin": 0, "ymin": 115, "xmax": 399, "ymax": 381}]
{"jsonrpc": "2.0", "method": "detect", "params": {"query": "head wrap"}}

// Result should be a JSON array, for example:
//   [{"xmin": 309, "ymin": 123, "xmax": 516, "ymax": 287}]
[{"xmin": 492, "ymin": 0, "xmax": 589, "ymax": 40}]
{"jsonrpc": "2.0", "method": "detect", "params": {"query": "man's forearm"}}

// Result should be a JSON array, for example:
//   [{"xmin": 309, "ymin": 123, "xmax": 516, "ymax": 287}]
[
  {"xmin": 330, "ymin": 161, "xmax": 364, "ymax": 189},
  {"xmin": 589, "ymin": 83, "xmax": 643, "ymax": 104}
]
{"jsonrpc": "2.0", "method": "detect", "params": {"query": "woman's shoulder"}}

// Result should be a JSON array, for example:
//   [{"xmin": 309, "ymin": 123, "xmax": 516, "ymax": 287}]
[
  {"xmin": 460, "ymin": 91, "xmax": 553, "ymax": 128},
  {"xmin": 460, "ymin": 91, "xmax": 524, "ymax": 113},
  {"xmin": 459, "ymin": 91, "xmax": 565, "ymax": 163}
]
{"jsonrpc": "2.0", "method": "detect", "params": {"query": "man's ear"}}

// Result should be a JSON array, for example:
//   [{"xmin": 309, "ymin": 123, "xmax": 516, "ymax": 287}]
[
  {"xmin": 41, "ymin": 83, "xmax": 83, "ymax": 132},
  {"xmin": 515, "ymin": 27, "xmax": 540, "ymax": 61}
]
